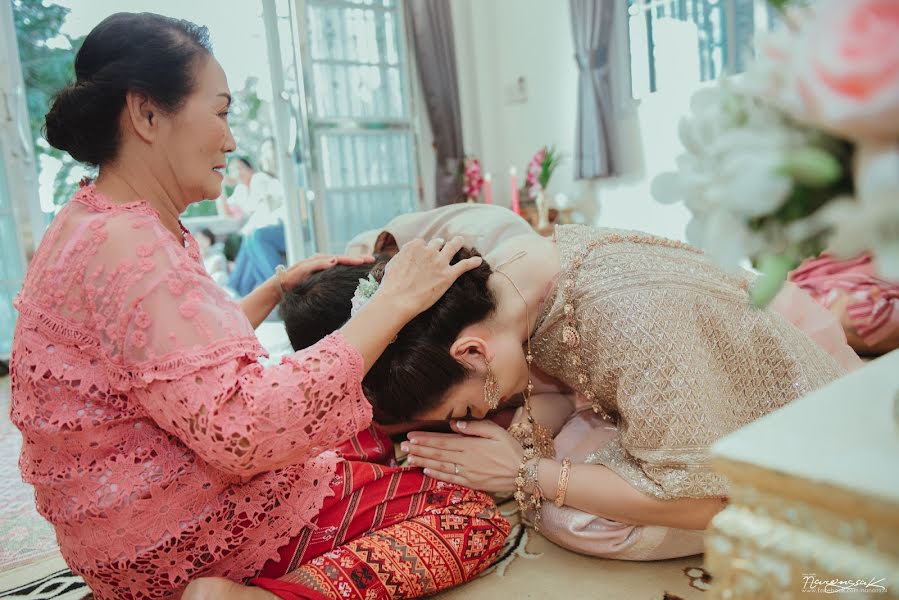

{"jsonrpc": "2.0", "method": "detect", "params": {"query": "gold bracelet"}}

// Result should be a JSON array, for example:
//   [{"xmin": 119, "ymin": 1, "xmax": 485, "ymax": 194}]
[
  {"xmin": 554, "ymin": 457, "xmax": 572, "ymax": 508},
  {"xmin": 274, "ymin": 264, "xmax": 287, "ymax": 299}
]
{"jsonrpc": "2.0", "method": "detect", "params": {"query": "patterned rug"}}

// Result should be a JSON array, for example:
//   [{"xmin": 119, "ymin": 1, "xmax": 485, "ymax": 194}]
[
  {"xmin": 0, "ymin": 370, "xmax": 711, "ymax": 599},
  {"xmin": 0, "ymin": 507, "xmax": 710, "ymax": 600}
]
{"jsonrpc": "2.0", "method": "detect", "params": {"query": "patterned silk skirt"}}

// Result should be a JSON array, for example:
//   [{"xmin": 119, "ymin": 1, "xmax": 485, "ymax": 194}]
[{"xmin": 252, "ymin": 426, "xmax": 510, "ymax": 599}]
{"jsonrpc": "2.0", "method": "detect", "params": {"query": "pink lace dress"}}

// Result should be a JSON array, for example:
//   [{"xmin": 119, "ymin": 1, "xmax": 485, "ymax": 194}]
[{"xmin": 10, "ymin": 185, "xmax": 372, "ymax": 599}]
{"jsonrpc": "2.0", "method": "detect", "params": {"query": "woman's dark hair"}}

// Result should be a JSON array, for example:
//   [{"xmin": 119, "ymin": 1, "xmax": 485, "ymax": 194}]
[
  {"xmin": 198, "ymin": 228, "xmax": 216, "ymax": 246},
  {"xmin": 363, "ymin": 248, "xmax": 495, "ymax": 424},
  {"xmin": 280, "ymin": 248, "xmax": 495, "ymax": 423},
  {"xmin": 44, "ymin": 12, "xmax": 212, "ymax": 166}
]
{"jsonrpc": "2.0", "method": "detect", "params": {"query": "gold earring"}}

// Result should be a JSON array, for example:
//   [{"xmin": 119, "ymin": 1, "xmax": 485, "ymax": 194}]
[{"xmin": 484, "ymin": 361, "xmax": 501, "ymax": 410}]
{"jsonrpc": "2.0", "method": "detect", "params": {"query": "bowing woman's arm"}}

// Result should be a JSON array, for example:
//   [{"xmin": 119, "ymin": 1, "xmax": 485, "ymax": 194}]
[
  {"xmin": 531, "ymin": 460, "xmax": 728, "ymax": 530},
  {"xmin": 405, "ymin": 419, "xmax": 727, "ymax": 531}
]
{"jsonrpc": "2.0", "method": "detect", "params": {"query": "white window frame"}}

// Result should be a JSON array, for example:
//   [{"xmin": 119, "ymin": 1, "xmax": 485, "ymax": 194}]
[{"xmin": 287, "ymin": 0, "xmax": 422, "ymax": 254}]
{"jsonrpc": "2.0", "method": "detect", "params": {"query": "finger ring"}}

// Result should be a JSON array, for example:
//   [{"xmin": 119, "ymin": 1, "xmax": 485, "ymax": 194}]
[{"xmin": 454, "ymin": 463, "xmax": 461, "ymax": 476}]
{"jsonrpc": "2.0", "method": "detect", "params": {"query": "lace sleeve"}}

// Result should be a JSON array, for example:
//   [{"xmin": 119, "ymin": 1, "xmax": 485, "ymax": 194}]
[
  {"xmin": 82, "ymin": 212, "xmax": 371, "ymax": 475},
  {"xmin": 132, "ymin": 333, "xmax": 372, "ymax": 476}
]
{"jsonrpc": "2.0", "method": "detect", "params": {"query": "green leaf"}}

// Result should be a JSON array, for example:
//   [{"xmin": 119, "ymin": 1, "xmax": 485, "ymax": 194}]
[
  {"xmin": 538, "ymin": 145, "xmax": 562, "ymax": 190},
  {"xmin": 13, "ymin": 0, "xmax": 87, "ymax": 206},
  {"xmin": 781, "ymin": 148, "xmax": 842, "ymax": 188},
  {"xmin": 749, "ymin": 255, "xmax": 794, "ymax": 308},
  {"xmin": 766, "ymin": 0, "xmax": 793, "ymax": 14}
]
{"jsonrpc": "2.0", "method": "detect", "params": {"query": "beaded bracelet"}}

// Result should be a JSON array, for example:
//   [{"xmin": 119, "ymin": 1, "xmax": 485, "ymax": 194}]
[{"xmin": 514, "ymin": 456, "xmax": 544, "ymax": 531}]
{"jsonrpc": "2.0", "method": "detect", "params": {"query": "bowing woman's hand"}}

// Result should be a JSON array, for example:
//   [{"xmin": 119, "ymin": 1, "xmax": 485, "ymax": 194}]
[{"xmin": 401, "ymin": 420, "xmax": 525, "ymax": 493}]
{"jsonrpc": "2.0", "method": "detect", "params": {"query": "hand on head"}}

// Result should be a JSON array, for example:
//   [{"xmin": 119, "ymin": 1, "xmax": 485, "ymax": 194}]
[
  {"xmin": 278, "ymin": 254, "xmax": 375, "ymax": 294},
  {"xmin": 377, "ymin": 236, "xmax": 483, "ymax": 320}
]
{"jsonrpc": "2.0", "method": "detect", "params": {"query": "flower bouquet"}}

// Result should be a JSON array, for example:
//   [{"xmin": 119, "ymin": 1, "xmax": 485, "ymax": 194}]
[
  {"xmin": 525, "ymin": 145, "xmax": 562, "ymax": 200},
  {"xmin": 522, "ymin": 146, "xmax": 562, "ymax": 229},
  {"xmin": 652, "ymin": 0, "xmax": 899, "ymax": 306},
  {"xmin": 461, "ymin": 156, "xmax": 485, "ymax": 202}
]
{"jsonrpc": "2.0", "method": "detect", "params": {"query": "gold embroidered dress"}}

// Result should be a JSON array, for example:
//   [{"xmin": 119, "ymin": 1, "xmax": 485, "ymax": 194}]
[{"xmin": 531, "ymin": 225, "xmax": 844, "ymax": 499}]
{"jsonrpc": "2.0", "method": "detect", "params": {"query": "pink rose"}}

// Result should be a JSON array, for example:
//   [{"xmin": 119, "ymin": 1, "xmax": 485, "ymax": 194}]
[{"xmin": 760, "ymin": 0, "xmax": 899, "ymax": 141}]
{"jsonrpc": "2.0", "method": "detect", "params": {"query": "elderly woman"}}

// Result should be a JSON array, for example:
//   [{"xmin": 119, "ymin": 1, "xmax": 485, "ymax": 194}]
[{"xmin": 10, "ymin": 13, "xmax": 507, "ymax": 600}]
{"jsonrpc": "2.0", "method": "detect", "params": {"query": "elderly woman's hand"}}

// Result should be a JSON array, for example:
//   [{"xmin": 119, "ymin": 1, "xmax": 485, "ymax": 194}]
[
  {"xmin": 278, "ymin": 254, "xmax": 375, "ymax": 292},
  {"xmin": 339, "ymin": 236, "xmax": 482, "ymax": 372},
  {"xmin": 376, "ymin": 236, "xmax": 482, "ymax": 320},
  {"xmin": 401, "ymin": 420, "xmax": 525, "ymax": 494}
]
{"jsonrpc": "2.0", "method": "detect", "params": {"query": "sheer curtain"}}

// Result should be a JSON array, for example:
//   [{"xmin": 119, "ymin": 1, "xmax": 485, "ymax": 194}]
[{"xmin": 570, "ymin": 0, "xmax": 620, "ymax": 179}]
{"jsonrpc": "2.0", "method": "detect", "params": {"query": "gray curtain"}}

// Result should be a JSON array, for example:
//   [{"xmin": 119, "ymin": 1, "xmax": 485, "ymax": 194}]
[
  {"xmin": 405, "ymin": 0, "xmax": 464, "ymax": 205},
  {"xmin": 570, "ymin": 0, "xmax": 619, "ymax": 179}
]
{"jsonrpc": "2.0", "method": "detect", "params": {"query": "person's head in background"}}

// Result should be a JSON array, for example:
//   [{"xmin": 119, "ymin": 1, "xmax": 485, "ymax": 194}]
[
  {"xmin": 280, "ymin": 257, "xmax": 384, "ymax": 351},
  {"xmin": 279, "ymin": 231, "xmax": 401, "ymax": 350},
  {"xmin": 228, "ymin": 156, "xmax": 255, "ymax": 187},
  {"xmin": 196, "ymin": 228, "xmax": 216, "ymax": 252},
  {"xmin": 258, "ymin": 137, "xmax": 277, "ymax": 177},
  {"xmin": 44, "ymin": 12, "xmax": 233, "ymax": 207}
]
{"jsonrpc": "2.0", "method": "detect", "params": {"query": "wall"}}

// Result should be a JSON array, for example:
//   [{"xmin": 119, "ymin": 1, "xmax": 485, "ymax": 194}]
[{"xmin": 451, "ymin": 0, "xmax": 694, "ymax": 241}]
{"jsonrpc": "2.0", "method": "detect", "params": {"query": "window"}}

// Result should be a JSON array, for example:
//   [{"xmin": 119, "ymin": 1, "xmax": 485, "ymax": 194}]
[
  {"xmin": 298, "ymin": 0, "xmax": 418, "ymax": 253},
  {"xmin": 627, "ymin": 0, "xmax": 781, "ymax": 98}
]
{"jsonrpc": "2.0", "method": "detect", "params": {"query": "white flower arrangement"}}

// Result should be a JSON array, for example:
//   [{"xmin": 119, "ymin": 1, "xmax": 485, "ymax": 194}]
[{"xmin": 652, "ymin": 0, "xmax": 899, "ymax": 305}]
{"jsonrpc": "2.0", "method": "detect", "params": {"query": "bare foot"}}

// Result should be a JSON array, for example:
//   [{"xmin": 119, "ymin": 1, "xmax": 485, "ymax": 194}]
[{"xmin": 182, "ymin": 577, "xmax": 278, "ymax": 600}]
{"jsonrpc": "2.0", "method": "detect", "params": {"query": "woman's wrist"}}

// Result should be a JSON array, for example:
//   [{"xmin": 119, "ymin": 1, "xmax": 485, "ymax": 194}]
[
  {"xmin": 364, "ymin": 293, "xmax": 417, "ymax": 330},
  {"xmin": 531, "ymin": 459, "xmax": 562, "ymax": 498},
  {"xmin": 340, "ymin": 294, "xmax": 413, "ymax": 372},
  {"xmin": 263, "ymin": 275, "xmax": 283, "ymax": 304},
  {"xmin": 273, "ymin": 264, "xmax": 289, "ymax": 294},
  {"xmin": 376, "ymin": 294, "xmax": 419, "ymax": 323}
]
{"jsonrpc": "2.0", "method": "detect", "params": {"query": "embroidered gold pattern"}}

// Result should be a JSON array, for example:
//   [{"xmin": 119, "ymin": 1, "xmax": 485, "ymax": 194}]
[{"xmin": 532, "ymin": 225, "xmax": 844, "ymax": 499}]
